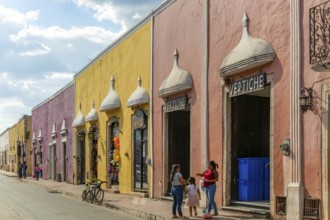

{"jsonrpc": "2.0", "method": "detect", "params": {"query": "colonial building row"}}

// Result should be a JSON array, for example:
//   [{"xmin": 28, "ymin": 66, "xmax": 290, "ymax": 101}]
[{"xmin": 2, "ymin": 0, "xmax": 330, "ymax": 219}]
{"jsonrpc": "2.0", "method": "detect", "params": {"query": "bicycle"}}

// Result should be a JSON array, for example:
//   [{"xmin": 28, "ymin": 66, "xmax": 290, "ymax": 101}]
[
  {"xmin": 82, "ymin": 182, "xmax": 94, "ymax": 202},
  {"xmin": 86, "ymin": 180, "xmax": 107, "ymax": 205}
]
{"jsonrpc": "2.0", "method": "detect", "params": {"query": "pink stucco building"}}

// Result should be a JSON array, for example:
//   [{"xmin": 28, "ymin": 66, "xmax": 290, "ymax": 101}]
[
  {"xmin": 31, "ymin": 82, "xmax": 74, "ymax": 183},
  {"xmin": 151, "ymin": 0, "xmax": 330, "ymax": 219}
]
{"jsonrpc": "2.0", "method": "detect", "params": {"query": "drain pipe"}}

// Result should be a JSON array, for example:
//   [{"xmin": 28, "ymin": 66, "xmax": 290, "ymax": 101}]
[
  {"xmin": 201, "ymin": 0, "xmax": 209, "ymax": 171},
  {"xmin": 149, "ymin": 15, "xmax": 154, "ymax": 198}
]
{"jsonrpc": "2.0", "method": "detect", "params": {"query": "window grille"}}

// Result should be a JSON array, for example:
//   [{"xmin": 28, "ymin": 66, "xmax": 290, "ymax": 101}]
[
  {"xmin": 303, "ymin": 198, "xmax": 320, "ymax": 219},
  {"xmin": 276, "ymin": 196, "xmax": 286, "ymax": 215},
  {"xmin": 310, "ymin": 1, "xmax": 330, "ymax": 65}
]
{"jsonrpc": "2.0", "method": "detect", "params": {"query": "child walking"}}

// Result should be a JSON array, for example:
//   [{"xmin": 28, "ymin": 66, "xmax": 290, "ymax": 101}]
[{"xmin": 185, "ymin": 177, "xmax": 201, "ymax": 217}]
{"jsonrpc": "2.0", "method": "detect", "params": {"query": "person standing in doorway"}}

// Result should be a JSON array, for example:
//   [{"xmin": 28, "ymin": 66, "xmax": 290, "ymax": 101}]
[
  {"xmin": 170, "ymin": 164, "xmax": 187, "ymax": 219},
  {"xmin": 35, "ymin": 164, "xmax": 40, "ymax": 181},
  {"xmin": 196, "ymin": 161, "xmax": 219, "ymax": 216},
  {"xmin": 18, "ymin": 162, "xmax": 22, "ymax": 178},
  {"xmin": 39, "ymin": 162, "xmax": 42, "ymax": 178},
  {"xmin": 23, "ymin": 162, "xmax": 27, "ymax": 178}
]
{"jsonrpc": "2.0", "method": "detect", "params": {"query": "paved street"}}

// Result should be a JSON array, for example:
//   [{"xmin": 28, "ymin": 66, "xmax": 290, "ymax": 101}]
[{"xmin": 0, "ymin": 175, "xmax": 137, "ymax": 220}]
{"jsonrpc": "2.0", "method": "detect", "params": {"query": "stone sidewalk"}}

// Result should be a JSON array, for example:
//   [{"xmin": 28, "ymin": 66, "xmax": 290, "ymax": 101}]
[{"xmin": 0, "ymin": 170, "xmax": 263, "ymax": 220}]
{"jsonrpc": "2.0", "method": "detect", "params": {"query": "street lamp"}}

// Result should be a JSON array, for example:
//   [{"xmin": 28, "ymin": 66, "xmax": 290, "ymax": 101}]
[{"xmin": 299, "ymin": 87, "xmax": 313, "ymax": 112}]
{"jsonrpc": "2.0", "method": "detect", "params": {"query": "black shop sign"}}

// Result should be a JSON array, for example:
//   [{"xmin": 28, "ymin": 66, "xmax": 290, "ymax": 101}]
[{"xmin": 229, "ymin": 73, "xmax": 265, "ymax": 97}]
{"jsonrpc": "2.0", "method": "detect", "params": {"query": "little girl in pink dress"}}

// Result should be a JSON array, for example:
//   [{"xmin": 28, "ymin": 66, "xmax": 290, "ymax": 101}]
[{"xmin": 185, "ymin": 177, "xmax": 201, "ymax": 217}]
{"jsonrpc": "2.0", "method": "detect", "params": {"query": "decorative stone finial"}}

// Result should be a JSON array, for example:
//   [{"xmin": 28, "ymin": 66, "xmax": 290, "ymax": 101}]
[
  {"xmin": 92, "ymin": 100, "xmax": 95, "ymax": 108},
  {"xmin": 242, "ymin": 13, "xmax": 250, "ymax": 38},
  {"xmin": 242, "ymin": 13, "xmax": 249, "ymax": 28},
  {"xmin": 79, "ymin": 102, "xmax": 82, "ymax": 110},
  {"xmin": 138, "ymin": 75, "xmax": 141, "ymax": 87},
  {"xmin": 173, "ymin": 49, "xmax": 179, "ymax": 65},
  {"xmin": 110, "ymin": 75, "xmax": 115, "ymax": 89}
]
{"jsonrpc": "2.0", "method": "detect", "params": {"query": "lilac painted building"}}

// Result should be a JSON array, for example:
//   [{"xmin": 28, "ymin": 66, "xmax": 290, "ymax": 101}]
[{"xmin": 31, "ymin": 81, "xmax": 74, "ymax": 183}]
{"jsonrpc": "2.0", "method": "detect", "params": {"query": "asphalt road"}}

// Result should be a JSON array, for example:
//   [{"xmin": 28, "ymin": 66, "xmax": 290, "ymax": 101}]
[{"xmin": 0, "ymin": 175, "xmax": 137, "ymax": 220}]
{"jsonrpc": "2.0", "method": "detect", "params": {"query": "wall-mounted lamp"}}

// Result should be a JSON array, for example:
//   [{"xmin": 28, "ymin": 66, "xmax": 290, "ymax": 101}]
[
  {"xmin": 280, "ymin": 139, "xmax": 290, "ymax": 156},
  {"xmin": 73, "ymin": 155, "xmax": 76, "ymax": 159},
  {"xmin": 78, "ymin": 133, "xmax": 85, "ymax": 142},
  {"xmin": 88, "ymin": 132, "xmax": 94, "ymax": 140},
  {"xmin": 124, "ymin": 152, "xmax": 129, "ymax": 158},
  {"xmin": 300, "ymin": 87, "xmax": 313, "ymax": 112}
]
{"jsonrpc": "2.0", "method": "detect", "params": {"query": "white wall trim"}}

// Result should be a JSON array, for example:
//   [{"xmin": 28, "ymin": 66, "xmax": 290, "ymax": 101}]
[{"xmin": 321, "ymin": 83, "xmax": 330, "ymax": 220}]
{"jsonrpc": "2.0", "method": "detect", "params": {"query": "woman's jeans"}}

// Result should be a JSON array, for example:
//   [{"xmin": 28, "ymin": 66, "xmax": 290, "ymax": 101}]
[
  {"xmin": 171, "ymin": 185, "xmax": 184, "ymax": 216},
  {"xmin": 35, "ymin": 172, "xmax": 39, "ymax": 180},
  {"xmin": 205, "ymin": 184, "xmax": 218, "ymax": 214}
]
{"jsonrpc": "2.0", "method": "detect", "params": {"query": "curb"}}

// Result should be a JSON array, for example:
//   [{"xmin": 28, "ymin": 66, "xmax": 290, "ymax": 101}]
[{"xmin": 102, "ymin": 202, "xmax": 170, "ymax": 220}]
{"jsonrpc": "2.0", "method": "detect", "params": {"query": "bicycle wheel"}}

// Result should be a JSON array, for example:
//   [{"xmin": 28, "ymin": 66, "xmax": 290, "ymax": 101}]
[
  {"xmin": 82, "ymin": 190, "xmax": 87, "ymax": 201},
  {"xmin": 94, "ymin": 189, "xmax": 104, "ymax": 205},
  {"xmin": 86, "ymin": 191, "xmax": 93, "ymax": 203}
]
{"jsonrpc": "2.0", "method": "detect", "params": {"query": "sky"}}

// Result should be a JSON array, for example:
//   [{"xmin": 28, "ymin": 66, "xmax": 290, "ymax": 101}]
[{"xmin": 0, "ymin": 0, "xmax": 163, "ymax": 133}]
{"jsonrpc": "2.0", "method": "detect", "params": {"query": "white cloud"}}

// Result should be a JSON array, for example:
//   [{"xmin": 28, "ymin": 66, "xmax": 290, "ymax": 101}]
[
  {"xmin": 73, "ymin": 0, "xmax": 127, "ymax": 29},
  {"xmin": 1, "ymin": 72, "xmax": 37, "ymax": 90},
  {"xmin": 0, "ymin": 97, "xmax": 30, "ymax": 132},
  {"xmin": 10, "ymin": 25, "xmax": 119, "ymax": 44},
  {"xmin": 0, "ymin": 5, "xmax": 39, "ymax": 26},
  {"xmin": 45, "ymin": 72, "xmax": 74, "ymax": 80},
  {"xmin": 19, "ymin": 43, "xmax": 51, "ymax": 56},
  {"xmin": 0, "ymin": 71, "xmax": 72, "ymax": 95},
  {"xmin": 132, "ymin": 13, "xmax": 142, "ymax": 20},
  {"xmin": 0, "ymin": 98, "xmax": 25, "ymax": 109}
]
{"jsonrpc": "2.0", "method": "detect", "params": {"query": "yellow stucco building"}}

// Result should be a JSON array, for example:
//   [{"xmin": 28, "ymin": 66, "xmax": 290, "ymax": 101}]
[
  {"xmin": 8, "ymin": 115, "xmax": 32, "ymax": 176},
  {"xmin": 73, "ymin": 21, "xmax": 151, "ymax": 196}
]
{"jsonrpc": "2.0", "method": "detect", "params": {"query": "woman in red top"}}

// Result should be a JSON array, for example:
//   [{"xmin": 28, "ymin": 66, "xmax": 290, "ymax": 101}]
[
  {"xmin": 34, "ymin": 164, "xmax": 40, "ymax": 181},
  {"xmin": 196, "ymin": 161, "xmax": 219, "ymax": 216}
]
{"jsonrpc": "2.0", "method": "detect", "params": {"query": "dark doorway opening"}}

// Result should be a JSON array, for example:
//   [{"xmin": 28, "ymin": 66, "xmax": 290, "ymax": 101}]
[
  {"xmin": 77, "ymin": 133, "xmax": 86, "ymax": 184},
  {"xmin": 107, "ymin": 121, "xmax": 120, "ymax": 188},
  {"xmin": 231, "ymin": 91, "xmax": 270, "ymax": 202},
  {"xmin": 40, "ymin": 146, "xmax": 43, "ymax": 178},
  {"xmin": 89, "ymin": 127, "xmax": 98, "ymax": 181},
  {"xmin": 63, "ymin": 142, "xmax": 67, "ymax": 182},
  {"xmin": 167, "ymin": 110, "xmax": 190, "ymax": 194},
  {"xmin": 34, "ymin": 148, "xmax": 37, "ymax": 174},
  {"xmin": 50, "ymin": 144, "xmax": 56, "ymax": 180},
  {"xmin": 133, "ymin": 110, "xmax": 148, "ymax": 191}
]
